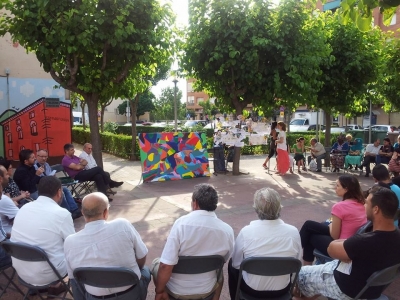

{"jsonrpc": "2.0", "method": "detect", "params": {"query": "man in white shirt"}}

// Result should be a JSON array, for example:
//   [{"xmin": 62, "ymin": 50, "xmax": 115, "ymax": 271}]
[
  {"xmin": 0, "ymin": 165, "xmax": 19, "ymax": 235},
  {"xmin": 79, "ymin": 143, "xmax": 123, "ymax": 192},
  {"xmin": 152, "ymin": 184, "xmax": 234, "ymax": 300},
  {"xmin": 64, "ymin": 192, "xmax": 150, "ymax": 300},
  {"xmin": 307, "ymin": 138, "xmax": 326, "ymax": 172},
  {"xmin": 228, "ymin": 188, "xmax": 302, "ymax": 299},
  {"xmin": 11, "ymin": 176, "xmax": 75, "ymax": 295},
  {"xmin": 361, "ymin": 138, "xmax": 381, "ymax": 177}
]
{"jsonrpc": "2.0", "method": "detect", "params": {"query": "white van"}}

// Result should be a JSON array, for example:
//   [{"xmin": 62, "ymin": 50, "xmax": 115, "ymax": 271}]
[{"xmin": 72, "ymin": 112, "xmax": 89, "ymax": 125}]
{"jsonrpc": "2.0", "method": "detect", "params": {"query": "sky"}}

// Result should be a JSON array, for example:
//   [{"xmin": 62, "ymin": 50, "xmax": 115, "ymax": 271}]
[{"xmin": 151, "ymin": 0, "xmax": 189, "ymax": 102}]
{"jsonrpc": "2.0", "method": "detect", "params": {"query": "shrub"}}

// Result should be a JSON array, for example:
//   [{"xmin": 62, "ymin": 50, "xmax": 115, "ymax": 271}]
[{"xmin": 103, "ymin": 121, "xmax": 119, "ymax": 134}]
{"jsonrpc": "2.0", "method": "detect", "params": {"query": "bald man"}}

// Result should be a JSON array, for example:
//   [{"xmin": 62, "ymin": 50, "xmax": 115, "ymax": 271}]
[{"xmin": 64, "ymin": 193, "xmax": 150, "ymax": 300}]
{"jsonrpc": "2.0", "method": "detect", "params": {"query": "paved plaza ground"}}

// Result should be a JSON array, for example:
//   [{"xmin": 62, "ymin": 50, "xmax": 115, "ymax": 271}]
[{"xmin": 1, "ymin": 145, "xmax": 399, "ymax": 299}]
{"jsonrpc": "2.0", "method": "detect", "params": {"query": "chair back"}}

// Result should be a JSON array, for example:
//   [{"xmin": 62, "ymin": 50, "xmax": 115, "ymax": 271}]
[
  {"xmin": 51, "ymin": 164, "xmax": 64, "ymax": 173},
  {"xmin": 2, "ymin": 241, "xmax": 50, "ymax": 263},
  {"xmin": 172, "ymin": 255, "xmax": 225, "ymax": 277},
  {"xmin": 235, "ymin": 257, "xmax": 302, "ymax": 300},
  {"xmin": 357, "ymin": 221, "xmax": 372, "ymax": 234},
  {"xmin": 73, "ymin": 267, "xmax": 139, "ymax": 289},
  {"xmin": 354, "ymin": 263, "xmax": 400, "ymax": 300}
]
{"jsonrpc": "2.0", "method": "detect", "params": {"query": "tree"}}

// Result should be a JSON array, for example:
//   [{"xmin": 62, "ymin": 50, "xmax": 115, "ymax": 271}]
[
  {"xmin": 99, "ymin": 97, "xmax": 113, "ymax": 133},
  {"xmin": 182, "ymin": 0, "xmax": 329, "ymax": 175},
  {"xmin": 0, "ymin": 0, "xmax": 174, "ymax": 167},
  {"xmin": 117, "ymin": 91, "xmax": 156, "ymax": 119},
  {"xmin": 339, "ymin": 0, "xmax": 399, "ymax": 31},
  {"xmin": 70, "ymin": 92, "xmax": 85, "ymax": 128},
  {"xmin": 152, "ymin": 87, "xmax": 183, "ymax": 121},
  {"xmin": 198, "ymin": 100, "xmax": 218, "ymax": 119},
  {"xmin": 310, "ymin": 12, "xmax": 383, "ymax": 146}
]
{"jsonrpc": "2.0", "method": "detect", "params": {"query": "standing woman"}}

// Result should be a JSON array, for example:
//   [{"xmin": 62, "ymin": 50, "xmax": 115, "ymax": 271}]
[
  {"xmin": 275, "ymin": 121, "xmax": 290, "ymax": 176},
  {"xmin": 262, "ymin": 121, "xmax": 278, "ymax": 169}
]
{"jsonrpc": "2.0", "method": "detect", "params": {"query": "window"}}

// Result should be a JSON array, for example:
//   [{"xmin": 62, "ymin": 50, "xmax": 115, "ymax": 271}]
[
  {"xmin": 188, "ymin": 96, "xmax": 194, "ymax": 105},
  {"xmin": 187, "ymin": 82, "xmax": 194, "ymax": 92}
]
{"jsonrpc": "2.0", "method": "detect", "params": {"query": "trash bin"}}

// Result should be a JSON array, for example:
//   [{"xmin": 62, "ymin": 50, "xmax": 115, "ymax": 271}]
[
  {"xmin": 387, "ymin": 132, "xmax": 398, "ymax": 145},
  {"xmin": 348, "ymin": 130, "xmax": 364, "ymax": 141}
]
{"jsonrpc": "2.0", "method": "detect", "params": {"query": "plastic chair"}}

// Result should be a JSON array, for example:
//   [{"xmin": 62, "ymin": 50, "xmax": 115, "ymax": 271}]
[
  {"xmin": 1, "ymin": 241, "xmax": 73, "ymax": 300},
  {"xmin": 169, "ymin": 255, "xmax": 225, "ymax": 300},
  {"xmin": 73, "ymin": 267, "xmax": 141, "ymax": 299},
  {"xmin": 51, "ymin": 164, "xmax": 94, "ymax": 198},
  {"xmin": 0, "ymin": 262, "xmax": 25, "ymax": 298},
  {"xmin": 313, "ymin": 221, "xmax": 373, "ymax": 265},
  {"xmin": 235, "ymin": 257, "xmax": 302, "ymax": 300}
]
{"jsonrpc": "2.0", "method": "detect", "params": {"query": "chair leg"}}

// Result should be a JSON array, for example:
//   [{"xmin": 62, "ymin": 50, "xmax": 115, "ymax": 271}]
[{"xmin": 0, "ymin": 268, "xmax": 25, "ymax": 297}]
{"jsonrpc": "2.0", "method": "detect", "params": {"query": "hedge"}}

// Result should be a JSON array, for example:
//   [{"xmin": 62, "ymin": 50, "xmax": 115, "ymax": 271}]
[{"xmin": 72, "ymin": 127, "xmax": 342, "ymax": 160}]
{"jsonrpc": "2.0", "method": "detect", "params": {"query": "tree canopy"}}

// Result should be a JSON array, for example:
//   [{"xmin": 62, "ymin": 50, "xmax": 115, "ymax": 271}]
[
  {"xmin": 152, "ymin": 87, "xmax": 185, "ymax": 121},
  {"xmin": 117, "ymin": 91, "xmax": 156, "ymax": 119},
  {"xmin": 0, "ymin": 0, "xmax": 175, "ymax": 165}
]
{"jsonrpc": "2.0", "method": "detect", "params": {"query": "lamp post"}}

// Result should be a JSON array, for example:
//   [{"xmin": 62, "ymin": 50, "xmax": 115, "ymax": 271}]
[{"xmin": 173, "ymin": 78, "xmax": 178, "ymax": 131}]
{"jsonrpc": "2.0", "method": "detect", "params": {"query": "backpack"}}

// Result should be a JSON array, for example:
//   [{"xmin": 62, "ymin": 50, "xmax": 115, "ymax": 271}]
[{"xmin": 309, "ymin": 159, "xmax": 318, "ymax": 171}]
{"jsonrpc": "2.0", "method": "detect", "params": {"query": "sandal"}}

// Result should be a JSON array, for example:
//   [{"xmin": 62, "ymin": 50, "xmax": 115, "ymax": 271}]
[
  {"xmin": 298, "ymin": 169, "xmax": 302, "ymax": 174},
  {"xmin": 290, "ymin": 169, "xmax": 294, "ymax": 174},
  {"xmin": 262, "ymin": 164, "xmax": 268, "ymax": 170},
  {"xmin": 302, "ymin": 167, "xmax": 307, "ymax": 171}
]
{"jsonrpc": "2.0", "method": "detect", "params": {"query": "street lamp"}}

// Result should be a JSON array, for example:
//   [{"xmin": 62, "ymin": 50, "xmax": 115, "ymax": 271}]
[{"xmin": 173, "ymin": 78, "xmax": 178, "ymax": 132}]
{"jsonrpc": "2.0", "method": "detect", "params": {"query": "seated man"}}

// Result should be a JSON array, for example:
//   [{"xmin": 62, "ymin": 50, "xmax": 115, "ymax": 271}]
[
  {"xmin": 64, "ymin": 192, "xmax": 150, "ymax": 300},
  {"xmin": 152, "ymin": 184, "xmax": 234, "ymax": 300},
  {"xmin": 13, "ymin": 149, "xmax": 44, "ymax": 199},
  {"xmin": 79, "ymin": 143, "xmax": 123, "ymax": 193},
  {"xmin": 360, "ymin": 138, "xmax": 381, "ymax": 177},
  {"xmin": 371, "ymin": 165, "xmax": 400, "ymax": 227},
  {"xmin": 228, "ymin": 188, "xmax": 302, "ymax": 299},
  {"xmin": 61, "ymin": 143, "xmax": 113, "ymax": 201},
  {"xmin": 294, "ymin": 186, "xmax": 400, "ymax": 300},
  {"xmin": 0, "ymin": 165, "xmax": 19, "ymax": 235},
  {"xmin": 11, "ymin": 176, "xmax": 75, "ymax": 295},
  {"xmin": 376, "ymin": 137, "xmax": 394, "ymax": 165},
  {"xmin": 306, "ymin": 138, "xmax": 326, "ymax": 172},
  {"xmin": 36, "ymin": 149, "xmax": 82, "ymax": 219}
]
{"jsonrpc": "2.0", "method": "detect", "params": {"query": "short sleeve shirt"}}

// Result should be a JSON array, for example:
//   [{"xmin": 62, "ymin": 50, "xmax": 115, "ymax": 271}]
[
  {"xmin": 0, "ymin": 194, "xmax": 19, "ymax": 234},
  {"xmin": 331, "ymin": 200, "xmax": 367, "ymax": 239},
  {"xmin": 61, "ymin": 155, "xmax": 81, "ymax": 178}
]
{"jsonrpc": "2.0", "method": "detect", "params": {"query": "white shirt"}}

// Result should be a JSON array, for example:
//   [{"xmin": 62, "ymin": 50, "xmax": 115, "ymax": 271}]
[
  {"xmin": 11, "ymin": 196, "xmax": 75, "ymax": 285},
  {"xmin": 276, "ymin": 131, "xmax": 287, "ymax": 151},
  {"xmin": 232, "ymin": 219, "xmax": 302, "ymax": 291},
  {"xmin": 160, "ymin": 210, "xmax": 234, "ymax": 295},
  {"xmin": 0, "ymin": 194, "xmax": 19, "ymax": 234},
  {"xmin": 365, "ymin": 144, "xmax": 381, "ymax": 155},
  {"xmin": 64, "ymin": 218, "xmax": 148, "ymax": 296},
  {"xmin": 79, "ymin": 151, "xmax": 97, "ymax": 170}
]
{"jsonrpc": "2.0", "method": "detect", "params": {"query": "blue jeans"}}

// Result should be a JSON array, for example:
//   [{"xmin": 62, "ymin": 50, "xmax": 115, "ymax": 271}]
[
  {"xmin": 59, "ymin": 187, "xmax": 78, "ymax": 212},
  {"xmin": 376, "ymin": 155, "xmax": 390, "ymax": 165},
  {"xmin": 0, "ymin": 241, "xmax": 12, "ymax": 268}
]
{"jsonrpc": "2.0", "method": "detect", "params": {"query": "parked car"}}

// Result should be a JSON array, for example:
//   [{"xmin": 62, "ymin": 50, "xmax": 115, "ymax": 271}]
[
  {"xmin": 183, "ymin": 120, "xmax": 208, "ymax": 128},
  {"xmin": 365, "ymin": 125, "xmax": 398, "ymax": 133},
  {"xmin": 323, "ymin": 127, "xmax": 346, "ymax": 134},
  {"xmin": 345, "ymin": 124, "xmax": 363, "ymax": 130},
  {"xmin": 307, "ymin": 124, "xmax": 326, "ymax": 131}
]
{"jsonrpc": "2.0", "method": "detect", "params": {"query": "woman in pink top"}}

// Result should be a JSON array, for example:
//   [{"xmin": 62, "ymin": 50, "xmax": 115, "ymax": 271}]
[{"xmin": 299, "ymin": 175, "xmax": 366, "ymax": 265}]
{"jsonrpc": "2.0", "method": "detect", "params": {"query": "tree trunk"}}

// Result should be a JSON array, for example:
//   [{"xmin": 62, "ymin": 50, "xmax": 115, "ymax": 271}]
[
  {"xmin": 130, "ymin": 94, "xmax": 140, "ymax": 161},
  {"xmin": 80, "ymin": 101, "xmax": 86, "ymax": 130},
  {"xmin": 232, "ymin": 105, "xmax": 245, "ymax": 176},
  {"xmin": 85, "ymin": 94, "xmax": 103, "ymax": 169},
  {"xmin": 325, "ymin": 112, "xmax": 332, "ymax": 147},
  {"xmin": 100, "ymin": 106, "xmax": 106, "ymax": 133}
]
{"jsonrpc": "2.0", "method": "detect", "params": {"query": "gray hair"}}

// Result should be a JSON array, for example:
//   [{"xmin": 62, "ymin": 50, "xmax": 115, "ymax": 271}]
[
  {"xmin": 253, "ymin": 188, "xmax": 281, "ymax": 220},
  {"xmin": 192, "ymin": 183, "xmax": 218, "ymax": 211},
  {"xmin": 311, "ymin": 138, "xmax": 317, "ymax": 143}
]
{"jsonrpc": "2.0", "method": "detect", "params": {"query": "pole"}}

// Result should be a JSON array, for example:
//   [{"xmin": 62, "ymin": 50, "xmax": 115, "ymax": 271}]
[
  {"xmin": 173, "ymin": 79, "xmax": 178, "ymax": 132},
  {"xmin": 369, "ymin": 98, "xmax": 372, "ymax": 144}
]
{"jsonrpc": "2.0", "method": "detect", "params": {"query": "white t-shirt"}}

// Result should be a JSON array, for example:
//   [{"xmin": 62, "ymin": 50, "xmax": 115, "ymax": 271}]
[
  {"xmin": 160, "ymin": 210, "xmax": 234, "ymax": 295},
  {"xmin": 64, "ymin": 218, "xmax": 148, "ymax": 296},
  {"xmin": 232, "ymin": 219, "xmax": 302, "ymax": 291},
  {"xmin": 0, "ymin": 194, "xmax": 19, "ymax": 234},
  {"xmin": 276, "ymin": 131, "xmax": 287, "ymax": 151},
  {"xmin": 79, "ymin": 152, "xmax": 97, "ymax": 170},
  {"xmin": 365, "ymin": 144, "xmax": 381, "ymax": 155},
  {"xmin": 11, "ymin": 196, "xmax": 75, "ymax": 285}
]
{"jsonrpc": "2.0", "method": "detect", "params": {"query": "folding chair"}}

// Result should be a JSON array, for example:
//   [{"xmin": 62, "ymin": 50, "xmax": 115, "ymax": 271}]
[
  {"xmin": 73, "ymin": 267, "xmax": 141, "ymax": 299},
  {"xmin": 0, "ymin": 262, "xmax": 25, "ymax": 298},
  {"xmin": 235, "ymin": 257, "xmax": 302, "ymax": 300},
  {"xmin": 1, "ymin": 241, "xmax": 73, "ymax": 300},
  {"xmin": 313, "ymin": 221, "xmax": 373, "ymax": 265},
  {"xmin": 51, "ymin": 164, "xmax": 93, "ymax": 198},
  {"xmin": 169, "ymin": 255, "xmax": 225, "ymax": 300}
]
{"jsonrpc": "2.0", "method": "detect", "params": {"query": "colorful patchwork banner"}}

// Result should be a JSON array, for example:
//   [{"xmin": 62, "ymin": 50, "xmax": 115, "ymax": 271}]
[{"xmin": 138, "ymin": 132, "xmax": 210, "ymax": 182}]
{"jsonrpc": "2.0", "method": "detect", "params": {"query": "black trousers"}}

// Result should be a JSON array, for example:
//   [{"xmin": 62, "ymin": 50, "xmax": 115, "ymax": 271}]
[
  {"xmin": 362, "ymin": 155, "xmax": 376, "ymax": 174},
  {"xmin": 228, "ymin": 258, "xmax": 290, "ymax": 300},
  {"xmin": 75, "ymin": 167, "xmax": 110, "ymax": 195},
  {"xmin": 299, "ymin": 220, "xmax": 332, "ymax": 262}
]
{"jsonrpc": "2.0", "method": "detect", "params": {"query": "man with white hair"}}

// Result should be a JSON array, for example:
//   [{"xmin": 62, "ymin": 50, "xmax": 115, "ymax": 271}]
[{"xmin": 228, "ymin": 187, "xmax": 302, "ymax": 299}]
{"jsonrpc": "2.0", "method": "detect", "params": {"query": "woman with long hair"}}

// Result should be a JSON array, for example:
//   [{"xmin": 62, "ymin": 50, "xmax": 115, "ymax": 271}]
[
  {"xmin": 275, "ymin": 121, "xmax": 290, "ymax": 176},
  {"xmin": 292, "ymin": 137, "xmax": 306, "ymax": 174},
  {"xmin": 299, "ymin": 175, "xmax": 366, "ymax": 265},
  {"xmin": 262, "ymin": 121, "xmax": 278, "ymax": 169}
]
